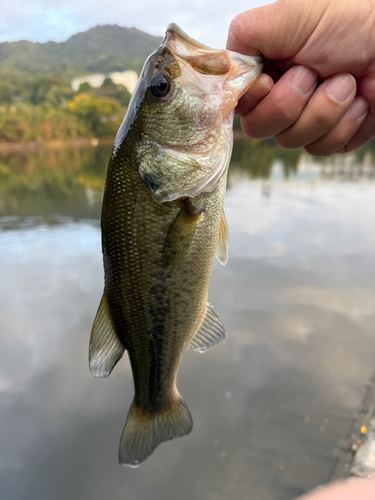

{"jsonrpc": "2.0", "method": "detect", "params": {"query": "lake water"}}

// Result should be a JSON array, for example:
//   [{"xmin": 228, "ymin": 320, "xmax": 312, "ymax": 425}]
[{"xmin": 1, "ymin": 140, "xmax": 375, "ymax": 500}]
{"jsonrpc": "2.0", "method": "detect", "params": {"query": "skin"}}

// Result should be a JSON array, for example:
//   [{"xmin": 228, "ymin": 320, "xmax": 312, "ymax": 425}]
[
  {"xmin": 227, "ymin": 0, "xmax": 375, "ymax": 156},
  {"xmin": 296, "ymin": 478, "xmax": 375, "ymax": 500}
]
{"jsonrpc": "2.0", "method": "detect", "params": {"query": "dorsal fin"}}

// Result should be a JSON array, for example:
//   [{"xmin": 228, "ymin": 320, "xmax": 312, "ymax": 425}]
[
  {"xmin": 188, "ymin": 304, "xmax": 227, "ymax": 352},
  {"xmin": 89, "ymin": 291, "xmax": 125, "ymax": 377},
  {"xmin": 216, "ymin": 210, "xmax": 230, "ymax": 266}
]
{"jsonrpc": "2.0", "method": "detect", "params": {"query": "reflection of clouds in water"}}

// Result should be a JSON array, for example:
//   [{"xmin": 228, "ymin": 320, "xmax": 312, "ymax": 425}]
[
  {"xmin": 225, "ymin": 177, "xmax": 375, "ymax": 262},
  {"xmin": 0, "ymin": 222, "xmax": 102, "ymax": 391},
  {"xmin": 281, "ymin": 287, "xmax": 375, "ymax": 321},
  {"xmin": 0, "ymin": 373, "xmax": 11, "ymax": 392},
  {"xmin": 226, "ymin": 178, "xmax": 278, "ymax": 235},
  {"xmin": 269, "ymin": 314, "xmax": 314, "ymax": 342},
  {"xmin": 0, "ymin": 220, "xmax": 100, "ymax": 259},
  {"xmin": 1, "ymin": 171, "xmax": 375, "ymax": 499}
]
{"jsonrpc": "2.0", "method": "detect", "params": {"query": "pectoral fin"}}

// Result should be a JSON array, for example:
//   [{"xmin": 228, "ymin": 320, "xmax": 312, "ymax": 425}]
[
  {"xmin": 188, "ymin": 304, "xmax": 227, "ymax": 352},
  {"xmin": 89, "ymin": 291, "xmax": 125, "ymax": 377},
  {"xmin": 162, "ymin": 199, "xmax": 204, "ymax": 267},
  {"xmin": 216, "ymin": 210, "xmax": 230, "ymax": 266}
]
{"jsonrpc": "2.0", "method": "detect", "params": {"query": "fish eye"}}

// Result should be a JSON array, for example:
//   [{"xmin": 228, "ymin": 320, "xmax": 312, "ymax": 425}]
[{"xmin": 149, "ymin": 74, "xmax": 173, "ymax": 99}]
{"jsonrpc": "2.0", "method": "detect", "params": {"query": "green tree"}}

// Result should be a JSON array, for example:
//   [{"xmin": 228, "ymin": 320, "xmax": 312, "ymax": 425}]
[
  {"xmin": 78, "ymin": 82, "xmax": 92, "ymax": 93},
  {"xmin": 67, "ymin": 93, "xmax": 124, "ymax": 136},
  {"xmin": 31, "ymin": 76, "xmax": 73, "ymax": 107},
  {"xmin": 94, "ymin": 78, "xmax": 132, "ymax": 107},
  {"xmin": 0, "ymin": 81, "xmax": 16, "ymax": 103}
]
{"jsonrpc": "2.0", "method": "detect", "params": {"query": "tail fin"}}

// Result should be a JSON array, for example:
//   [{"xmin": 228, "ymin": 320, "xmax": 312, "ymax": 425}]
[{"xmin": 119, "ymin": 397, "xmax": 193, "ymax": 467}]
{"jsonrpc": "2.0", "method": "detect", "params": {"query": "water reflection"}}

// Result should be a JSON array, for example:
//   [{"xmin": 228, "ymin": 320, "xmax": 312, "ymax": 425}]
[
  {"xmin": 0, "ymin": 140, "xmax": 374, "ymax": 224},
  {"xmin": 230, "ymin": 139, "xmax": 301, "ymax": 180},
  {"xmin": 0, "ymin": 145, "xmax": 111, "ymax": 221},
  {"xmin": 1, "ymin": 140, "xmax": 375, "ymax": 500},
  {"xmin": 231, "ymin": 137, "xmax": 374, "ymax": 181}
]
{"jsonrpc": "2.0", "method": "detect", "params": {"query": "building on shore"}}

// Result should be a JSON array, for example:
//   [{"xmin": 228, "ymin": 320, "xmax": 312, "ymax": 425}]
[{"xmin": 71, "ymin": 70, "xmax": 138, "ymax": 94}]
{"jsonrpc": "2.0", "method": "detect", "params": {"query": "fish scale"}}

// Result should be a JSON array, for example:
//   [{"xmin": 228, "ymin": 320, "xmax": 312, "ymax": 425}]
[
  {"xmin": 105, "ymin": 142, "xmax": 224, "ymax": 419},
  {"xmin": 89, "ymin": 22, "xmax": 262, "ymax": 467}
]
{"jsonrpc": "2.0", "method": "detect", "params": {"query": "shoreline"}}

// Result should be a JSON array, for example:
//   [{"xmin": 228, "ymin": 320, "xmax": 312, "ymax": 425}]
[
  {"xmin": 0, "ymin": 131, "xmax": 249, "ymax": 155},
  {"xmin": 0, "ymin": 137, "xmax": 115, "ymax": 154}
]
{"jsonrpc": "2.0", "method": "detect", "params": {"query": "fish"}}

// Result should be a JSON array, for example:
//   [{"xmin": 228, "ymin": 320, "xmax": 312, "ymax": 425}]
[{"xmin": 89, "ymin": 23, "xmax": 262, "ymax": 467}]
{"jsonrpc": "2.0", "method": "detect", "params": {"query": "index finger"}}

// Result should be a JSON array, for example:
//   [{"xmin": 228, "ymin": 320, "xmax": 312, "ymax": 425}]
[
  {"xmin": 227, "ymin": 10, "xmax": 263, "ymax": 56},
  {"xmin": 236, "ymin": 73, "xmax": 274, "ymax": 116}
]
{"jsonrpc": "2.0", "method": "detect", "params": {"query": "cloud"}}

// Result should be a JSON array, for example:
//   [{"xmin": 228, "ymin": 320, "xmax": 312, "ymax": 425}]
[{"xmin": 0, "ymin": 0, "xmax": 270, "ymax": 48}]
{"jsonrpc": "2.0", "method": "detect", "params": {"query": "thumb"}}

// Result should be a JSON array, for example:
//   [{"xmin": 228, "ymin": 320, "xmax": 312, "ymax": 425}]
[{"xmin": 226, "ymin": 0, "xmax": 316, "ymax": 60}]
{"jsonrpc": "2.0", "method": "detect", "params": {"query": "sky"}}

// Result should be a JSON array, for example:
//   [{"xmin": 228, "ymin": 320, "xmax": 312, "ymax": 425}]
[{"xmin": 0, "ymin": 0, "xmax": 272, "ymax": 49}]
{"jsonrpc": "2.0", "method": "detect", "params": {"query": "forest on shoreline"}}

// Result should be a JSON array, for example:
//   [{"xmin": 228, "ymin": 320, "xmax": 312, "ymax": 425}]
[
  {"xmin": 0, "ymin": 75, "xmax": 131, "ymax": 143},
  {"xmin": 0, "ymin": 25, "xmax": 161, "ymax": 144}
]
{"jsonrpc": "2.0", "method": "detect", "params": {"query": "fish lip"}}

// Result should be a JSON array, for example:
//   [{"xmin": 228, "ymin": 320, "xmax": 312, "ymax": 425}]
[
  {"xmin": 164, "ymin": 23, "xmax": 262, "ymax": 82},
  {"xmin": 230, "ymin": 52, "xmax": 262, "ymax": 68},
  {"xmin": 164, "ymin": 23, "xmax": 215, "ymax": 52},
  {"xmin": 165, "ymin": 23, "xmax": 262, "ymax": 67}
]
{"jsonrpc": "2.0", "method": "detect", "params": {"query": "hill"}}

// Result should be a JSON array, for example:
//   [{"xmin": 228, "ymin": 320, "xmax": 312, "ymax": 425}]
[{"xmin": 0, "ymin": 25, "xmax": 162, "ymax": 77}]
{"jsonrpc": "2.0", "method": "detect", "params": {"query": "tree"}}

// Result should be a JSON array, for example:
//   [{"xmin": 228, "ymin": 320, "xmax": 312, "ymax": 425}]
[{"xmin": 67, "ymin": 93, "xmax": 123, "ymax": 136}]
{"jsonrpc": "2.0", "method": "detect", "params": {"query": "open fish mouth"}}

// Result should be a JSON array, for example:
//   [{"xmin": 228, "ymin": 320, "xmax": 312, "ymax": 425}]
[
  {"xmin": 115, "ymin": 23, "xmax": 262, "ymax": 204},
  {"xmin": 164, "ymin": 23, "xmax": 262, "ymax": 115},
  {"xmin": 165, "ymin": 23, "xmax": 261, "ymax": 68}
]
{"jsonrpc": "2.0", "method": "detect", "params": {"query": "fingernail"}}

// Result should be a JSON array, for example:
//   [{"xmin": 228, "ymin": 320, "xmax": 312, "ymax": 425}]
[
  {"xmin": 291, "ymin": 66, "xmax": 318, "ymax": 95},
  {"xmin": 327, "ymin": 74, "xmax": 355, "ymax": 102},
  {"xmin": 257, "ymin": 73, "xmax": 273, "ymax": 91},
  {"xmin": 347, "ymin": 97, "xmax": 370, "ymax": 120}
]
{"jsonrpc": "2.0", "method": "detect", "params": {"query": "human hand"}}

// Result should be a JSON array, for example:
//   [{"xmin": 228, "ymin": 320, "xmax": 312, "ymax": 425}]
[
  {"xmin": 227, "ymin": 0, "xmax": 375, "ymax": 156},
  {"xmin": 295, "ymin": 478, "xmax": 375, "ymax": 500}
]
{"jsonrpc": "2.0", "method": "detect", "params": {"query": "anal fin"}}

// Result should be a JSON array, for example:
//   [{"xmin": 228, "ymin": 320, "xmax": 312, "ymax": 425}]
[
  {"xmin": 89, "ymin": 291, "xmax": 125, "ymax": 378},
  {"xmin": 188, "ymin": 304, "xmax": 227, "ymax": 352},
  {"xmin": 216, "ymin": 209, "xmax": 230, "ymax": 266}
]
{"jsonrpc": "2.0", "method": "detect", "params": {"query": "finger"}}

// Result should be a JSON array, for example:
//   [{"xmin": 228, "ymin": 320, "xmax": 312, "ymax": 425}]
[
  {"xmin": 303, "ymin": 97, "xmax": 369, "ymax": 156},
  {"xmin": 240, "ymin": 65, "xmax": 318, "ymax": 139},
  {"xmin": 275, "ymin": 73, "xmax": 356, "ymax": 149},
  {"xmin": 227, "ymin": 5, "xmax": 314, "ymax": 59},
  {"xmin": 337, "ymin": 73, "xmax": 375, "ymax": 152},
  {"xmin": 297, "ymin": 478, "xmax": 375, "ymax": 500},
  {"xmin": 236, "ymin": 73, "xmax": 273, "ymax": 116},
  {"xmin": 337, "ymin": 112, "xmax": 375, "ymax": 152}
]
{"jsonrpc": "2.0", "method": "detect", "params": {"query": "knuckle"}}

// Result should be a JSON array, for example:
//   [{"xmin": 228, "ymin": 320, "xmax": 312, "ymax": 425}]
[
  {"xmin": 228, "ymin": 13, "xmax": 250, "ymax": 45},
  {"xmin": 228, "ymin": 15, "xmax": 243, "ymax": 36},
  {"xmin": 271, "ymin": 99, "xmax": 296, "ymax": 125},
  {"xmin": 359, "ymin": 114, "xmax": 375, "ymax": 139},
  {"xmin": 242, "ymin": 118, "xmax": 267, "ymax": 139},
  {"xmin": 311, "ymin": 109, "xmax": 335, "ymax": 130},
  {"xmin": 275, "ymin": 132, "xmax": 301, "ymax": 149},
  {"xmin": 304, "ymin": 142, "xmax": 332, "ymax": 157},
  {"xmin": 358, "ymin": 76, "xmax": 375, "ymax": 104}
]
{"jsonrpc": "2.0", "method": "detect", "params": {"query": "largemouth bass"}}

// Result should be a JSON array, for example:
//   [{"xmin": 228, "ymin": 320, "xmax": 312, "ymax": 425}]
[{"xmin": 89, "ymin": 23, "xmax": 261, "ymax": 467}]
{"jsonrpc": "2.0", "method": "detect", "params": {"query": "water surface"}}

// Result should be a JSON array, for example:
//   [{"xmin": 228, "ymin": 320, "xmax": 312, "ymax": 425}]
[{"xmin": 1, "ymin": 141, "xmax": 375, "ymax": 500}]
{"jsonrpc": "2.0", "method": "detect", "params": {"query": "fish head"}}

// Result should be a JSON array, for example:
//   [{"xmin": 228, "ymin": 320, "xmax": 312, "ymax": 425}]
[{"xmin": 115, "ymin": 23, "xmax": 262, "ymax": 203}]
